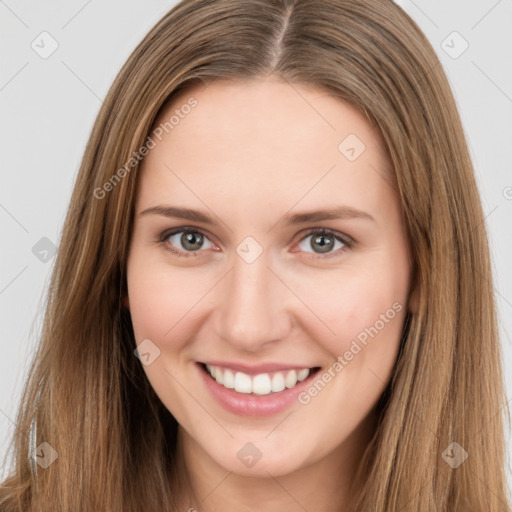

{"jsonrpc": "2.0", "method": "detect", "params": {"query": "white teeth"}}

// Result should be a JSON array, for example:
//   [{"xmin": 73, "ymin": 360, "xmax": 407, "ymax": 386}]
[
  {"xmin": 271, "ymin": 372, "xmax": 285, "ymax": 392},
  {"xmin": 284, "ymin": 370, "xmax": 297, "ymax": 388},
  {"xmin": 234, "ymin": 372, "xmax": 252, "ymax": 393},
  {"xmin": 214, "ymin": 366, "xmax": 224, "ymax": 385},
  {"xmin": 297, "ymin": 368, "xmax": 309, "ymax": 382},
  {"xmin": 204, "ymin": 365, "xmax": 311, "ymax": 395},
  {"xmin": 252, "ymin": 374, "xmax": 272, "ymax": 395},
  {"xmin": 223, "ymin": 369, "xmax": 235, "ymax": 389}
]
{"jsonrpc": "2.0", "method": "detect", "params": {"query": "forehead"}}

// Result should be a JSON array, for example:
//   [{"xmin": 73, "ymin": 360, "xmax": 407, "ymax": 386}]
[
  {"xmin": 137, "ymin": 78, "xmax": 396, "ymax": 222},
  {"xmin": 152, "ymin": 77, "xmax": 387, "ymax": 157}
]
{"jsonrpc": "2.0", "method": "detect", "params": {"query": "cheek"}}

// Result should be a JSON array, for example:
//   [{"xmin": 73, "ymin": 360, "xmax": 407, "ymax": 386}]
[
  {"xmin": 126, "ymin": 256, "xmax": 203, "ymax": 413},
  {"xmin": 126, "ymin": 254, "xmax": 200, "ymax": 347},
  {"xmin": 292, "ymin": 268, "xmax": 408, "ymax": 435},
  {"xmin": 297, "ymin": 257, "xmax": 409, "ymax": 366}
]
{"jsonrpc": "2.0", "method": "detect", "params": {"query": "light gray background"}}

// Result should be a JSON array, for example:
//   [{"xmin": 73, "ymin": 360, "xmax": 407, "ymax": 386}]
[{"xmin": 1, "ymin": 0, "xmax": 511, "ymax": 494}]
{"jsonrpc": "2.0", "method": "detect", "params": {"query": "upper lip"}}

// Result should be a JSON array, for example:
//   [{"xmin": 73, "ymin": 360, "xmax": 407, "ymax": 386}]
[{"xmin": 199, "ymin": 361, "xmax": 319, "ymax": 376}]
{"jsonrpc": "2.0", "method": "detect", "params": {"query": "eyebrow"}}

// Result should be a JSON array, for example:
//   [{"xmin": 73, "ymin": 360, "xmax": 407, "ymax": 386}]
[{"xmin": 140, "ymin": 205, "xmax": 375, "ymax": 225}]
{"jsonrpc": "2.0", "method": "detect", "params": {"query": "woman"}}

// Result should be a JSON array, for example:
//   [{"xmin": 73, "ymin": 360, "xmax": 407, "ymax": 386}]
[{"xmin": 1, "ymin": 0, "xmax": 510, "ymax": 510}]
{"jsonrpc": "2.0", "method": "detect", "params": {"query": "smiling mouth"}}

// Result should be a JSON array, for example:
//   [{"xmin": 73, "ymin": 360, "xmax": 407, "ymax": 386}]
[{"xmin": 199, "ymin": 362, "xmax": 321, "ymax": 396}]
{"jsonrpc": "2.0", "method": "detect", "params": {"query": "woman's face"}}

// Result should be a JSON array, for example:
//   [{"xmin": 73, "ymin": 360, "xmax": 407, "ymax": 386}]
[{"xmin": 126, "ymin": 77, "xmax": 415, "ymax": 478}]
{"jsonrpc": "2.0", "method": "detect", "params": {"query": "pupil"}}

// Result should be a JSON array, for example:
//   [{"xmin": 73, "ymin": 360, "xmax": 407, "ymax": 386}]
[
  {"xmin": 182, "ymin": 232, "xmax": 202, "ymax": 251},
  {"xmin": 313, "ymin": 234, "xmax": 333, "ymax": 253}
]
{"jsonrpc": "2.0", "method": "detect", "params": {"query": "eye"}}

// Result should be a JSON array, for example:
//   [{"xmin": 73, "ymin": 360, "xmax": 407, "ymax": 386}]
[
  {"xmin": 158, "ymin": 227, "xmax": 353, "ymax": 259},
  {"xmin": 296, "ymin": 228, "xmax": 353, "ymax": 259},
  {"xmin": 159, "ymin": 227, "xmax": 215, "ymax": 257}
]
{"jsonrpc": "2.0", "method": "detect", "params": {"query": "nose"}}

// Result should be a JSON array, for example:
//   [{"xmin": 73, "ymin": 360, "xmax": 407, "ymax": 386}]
[{"xmin": 213, "ymin": 248, "xmax": 292, "ymax": 352}]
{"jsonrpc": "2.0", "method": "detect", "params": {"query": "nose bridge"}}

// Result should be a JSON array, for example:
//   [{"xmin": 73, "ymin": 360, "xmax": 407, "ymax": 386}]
[{"xmin": 215, "ymin": 246, "xmax": 290, "ymax": 350}]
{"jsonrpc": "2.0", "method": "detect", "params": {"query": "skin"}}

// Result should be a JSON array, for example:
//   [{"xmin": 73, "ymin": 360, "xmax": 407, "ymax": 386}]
[{"xmin": 125, "ymin": 76, "xmax": 418, "ymax": 511}]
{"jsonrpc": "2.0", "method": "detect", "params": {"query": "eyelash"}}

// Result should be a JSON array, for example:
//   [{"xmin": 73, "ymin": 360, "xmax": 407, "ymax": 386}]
[{"xmin": 157, "ymin": 227, "xmax": 354, "ymax": 260}]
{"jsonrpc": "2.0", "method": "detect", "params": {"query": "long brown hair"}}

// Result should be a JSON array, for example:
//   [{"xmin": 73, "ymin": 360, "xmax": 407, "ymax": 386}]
[{"xmin": 1, "ymin": 0, "xmax": 510, "ymax": 510}]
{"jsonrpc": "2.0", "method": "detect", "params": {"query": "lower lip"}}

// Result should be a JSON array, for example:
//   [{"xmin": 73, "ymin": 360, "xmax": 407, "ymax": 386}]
[{"xmin": 197, "ymin": 363, "xmax": 319, "ymax": 417}]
